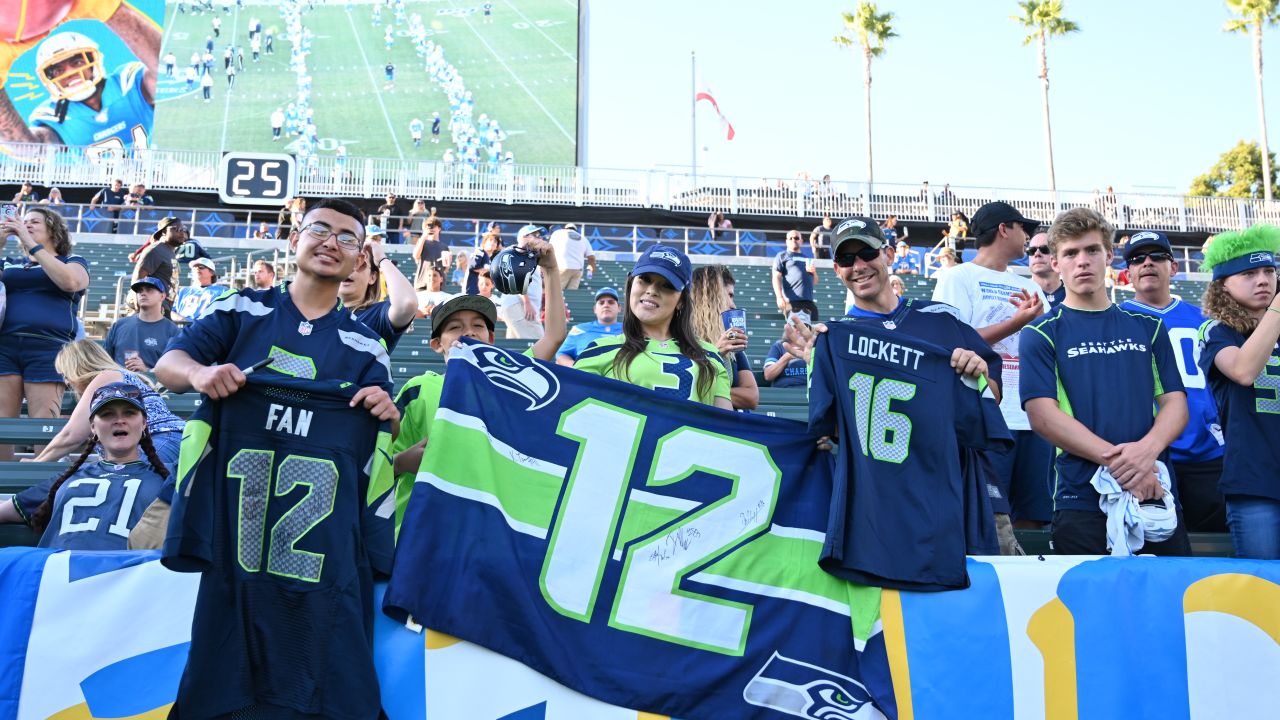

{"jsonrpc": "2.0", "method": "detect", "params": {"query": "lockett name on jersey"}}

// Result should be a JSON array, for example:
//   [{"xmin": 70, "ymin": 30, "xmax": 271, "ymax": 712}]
[{"xmin": 848, "ymin": 333, "xmax": 925, "ymax": 371}]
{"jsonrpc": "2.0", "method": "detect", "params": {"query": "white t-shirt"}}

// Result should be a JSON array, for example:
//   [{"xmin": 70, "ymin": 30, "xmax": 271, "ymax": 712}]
[
  {"xmin": 931, "ymin": 262, "xmax": 1048, "ymax": 431},
  {"xmin": 549, "ymin": 228, "xmax": 593, "ymax": 271}
]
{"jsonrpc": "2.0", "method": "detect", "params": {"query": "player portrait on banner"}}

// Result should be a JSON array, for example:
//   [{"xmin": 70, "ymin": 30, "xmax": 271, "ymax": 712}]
[{"xmin": 0, "ymin": 0, "xmax": 162, "ymax": 157}]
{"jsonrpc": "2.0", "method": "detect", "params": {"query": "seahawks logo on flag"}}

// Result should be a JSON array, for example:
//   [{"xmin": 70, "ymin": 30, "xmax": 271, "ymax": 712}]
[
  {"xmin": 453, "ymin": 341, "xmax": 560, "ymax": 411},
  {"xmin": 743, "ymin": 652, "xmax": 885, "ymax": 720}
]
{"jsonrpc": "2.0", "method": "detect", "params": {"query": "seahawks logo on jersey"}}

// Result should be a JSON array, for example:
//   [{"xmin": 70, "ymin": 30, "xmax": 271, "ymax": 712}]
[
  {"xmin": 454, "ymin": 342, "xmax": 560, "ymax": 411},
  {"xmin": 743, "ymin": 652, "xmax": 884, "ymax": 720}
]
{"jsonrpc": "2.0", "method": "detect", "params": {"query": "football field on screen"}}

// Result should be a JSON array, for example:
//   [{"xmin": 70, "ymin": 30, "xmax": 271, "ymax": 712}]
[{"xmin": 151, "ymin": 0, "xmax": 578, "ymax": 164}]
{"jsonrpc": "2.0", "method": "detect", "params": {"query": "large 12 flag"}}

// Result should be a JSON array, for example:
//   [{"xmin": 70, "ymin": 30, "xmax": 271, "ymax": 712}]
[{"xmin": 384, "ymin": 341, "xmax": 892, "ymax": 719}]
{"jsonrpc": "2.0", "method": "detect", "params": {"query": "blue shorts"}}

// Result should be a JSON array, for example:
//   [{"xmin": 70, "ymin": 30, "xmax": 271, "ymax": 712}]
[{"xmin": 0, "ymin": 334, "xmax": 67, "ymax": 384}]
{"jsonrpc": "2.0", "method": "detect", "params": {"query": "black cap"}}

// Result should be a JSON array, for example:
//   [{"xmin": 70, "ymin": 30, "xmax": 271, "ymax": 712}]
[
  {"xmin": 969, "ymin": 201, "xmax": 1039, "ymax": 238},
  {"xmin": 431, "ymin": 294, "xmax": 498, "ymax": 338},
  {"xmin": 151, "ymin": 216, "xmax": 183, "ymax": 240},
  {"xmin": 1122, "ymin": 230, "xmax": 1173, "ymax": 262}
]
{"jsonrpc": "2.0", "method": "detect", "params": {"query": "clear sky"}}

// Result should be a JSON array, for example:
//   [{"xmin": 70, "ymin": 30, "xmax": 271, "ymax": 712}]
[{"xmin": 584, "ymin": 0, "xmax": 1279, "ymax": 197}]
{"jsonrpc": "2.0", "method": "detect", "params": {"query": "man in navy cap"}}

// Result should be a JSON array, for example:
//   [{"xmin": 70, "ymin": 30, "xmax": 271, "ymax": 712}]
[
  {"xmin": 1119, "ymin": 230, "xmax": 1226, "ymax": 532},
  {"xmin": 104, "ymin": 277, "xmax": 181, "ymax": 372},
  {"xmin": 556, "ymin": 286, "xmax": 622, "ymax": 366}
]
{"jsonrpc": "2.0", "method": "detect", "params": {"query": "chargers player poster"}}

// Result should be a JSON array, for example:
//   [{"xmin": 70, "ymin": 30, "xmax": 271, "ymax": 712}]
[{"xmin": 0, "ymin": 0, "xmax": 162, "ymax": 158}]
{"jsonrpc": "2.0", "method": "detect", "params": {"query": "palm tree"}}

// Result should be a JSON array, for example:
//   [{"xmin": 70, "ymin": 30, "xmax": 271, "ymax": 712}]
[
  {"xmin": 834, "ymin": 3, "xmax": 897, "ymax": 192},
  {"xmin": 1011, "ymin": 1, "xmax": 1079, "ymax": 195},
  {"xmin": 1225, "ymin": 0, "xmax": 1280, "ymax": 203}
]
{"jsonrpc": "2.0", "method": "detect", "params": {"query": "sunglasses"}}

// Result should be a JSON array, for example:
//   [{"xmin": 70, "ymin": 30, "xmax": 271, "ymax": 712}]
[
  {"xmin": 834, "ymin": 247, "xmax": 882, "ymax": 267},
  {"xmin": 1126, "ymin": 251, "xmax": 1173, "ymax": 267},
  {"xmin": 1026, "ymin": 245, "xmax": 1052, "ymax": 256}
]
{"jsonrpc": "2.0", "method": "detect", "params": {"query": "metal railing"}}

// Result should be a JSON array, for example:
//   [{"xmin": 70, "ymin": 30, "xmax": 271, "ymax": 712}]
[{"xmin": 3, "ymin": 142, "xmax": 1278, "ymax": 233}]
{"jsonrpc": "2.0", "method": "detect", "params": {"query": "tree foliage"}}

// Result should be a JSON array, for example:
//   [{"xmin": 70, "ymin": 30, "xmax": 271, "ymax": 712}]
[
  {"xmin": 834, "ymin": 2, "xmax": 897, "ymax": 56},
  {"xmin": 1189, "ymin": 140, "xmax": 1280, "ymax": 198},
  {"xmin": 1010, "ymin": 0, "xmax": 1080, "ymax": 45}
]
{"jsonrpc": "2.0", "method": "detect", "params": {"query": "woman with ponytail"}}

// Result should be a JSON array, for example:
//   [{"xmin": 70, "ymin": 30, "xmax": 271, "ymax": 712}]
[
  {"xmin": 574, "ymin": 245, "xmax": 732, "ymax": 409},
  {"xmin": 1198, "ymin": 224, "xmax": 1280, "ymax": 559},
  {"xmin": 2, "ymin": 382, "xmax": 169, "ymax": 548}
]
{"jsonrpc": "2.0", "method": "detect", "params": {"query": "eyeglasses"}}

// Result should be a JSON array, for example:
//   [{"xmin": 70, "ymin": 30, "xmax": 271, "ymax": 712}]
[
  {"xmin": 1126, "ymin": 251, "xmax": 1173, "ymax": 267},
  {"xmin": 1026, "ymin": 245, "xmax": 1052, "ymax": 256},
  {"xmin": 301, "ymin": 222, "xmax": 361, "ymax": 249},
  {"xmin": 834, "ymin": 247, "xmax": 882, "ymax": 267}
]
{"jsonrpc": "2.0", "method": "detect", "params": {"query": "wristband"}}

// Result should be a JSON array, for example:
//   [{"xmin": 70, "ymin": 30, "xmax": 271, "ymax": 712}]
[
  {"xmin": 1268, "ymin": 307, "xmax": 1280, "ymax": 317},
  {"xmin": 378, "ymin": 257, "xmax": 392, "ymax": 267},
  {"xmin": 28, "ymin": 244, "xmax": 44, "ymax": 254}
]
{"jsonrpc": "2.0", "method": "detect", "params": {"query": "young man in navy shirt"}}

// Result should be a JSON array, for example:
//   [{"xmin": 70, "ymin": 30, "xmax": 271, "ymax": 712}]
[{"xmin": 1022, "ymin": 208, "xmax": 1192, "ymax": 555}]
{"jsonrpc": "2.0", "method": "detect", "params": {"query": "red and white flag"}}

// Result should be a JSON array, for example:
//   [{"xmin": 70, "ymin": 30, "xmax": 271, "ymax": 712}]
[{"xmin": 695, "ymin": 80, "xmax": 735, "ymax": 141}]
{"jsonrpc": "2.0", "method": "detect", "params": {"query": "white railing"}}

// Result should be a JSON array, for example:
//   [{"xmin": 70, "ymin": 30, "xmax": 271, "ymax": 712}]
[{"xmin": 3, "ymin": 141, "xmax": 1277, "ymax": 233}]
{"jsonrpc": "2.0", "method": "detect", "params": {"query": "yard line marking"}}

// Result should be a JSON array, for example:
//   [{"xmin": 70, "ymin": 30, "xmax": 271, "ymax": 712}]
[
  {"xmin": 348, "ymin": 9, "xmax": 405, "ymax": 159},
  {"xmin": 449, "ymin": 0, "xmax": 573, "ymax": 144},
  {"xmin": 218, "ymin": 8, "xmax": 242, "ymax": 155}
]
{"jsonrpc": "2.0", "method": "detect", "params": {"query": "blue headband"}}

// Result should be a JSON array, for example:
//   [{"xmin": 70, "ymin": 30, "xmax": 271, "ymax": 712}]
[{"xmin": 1212, "ymin": 251, "xmax": 1277, "ymax": 280}]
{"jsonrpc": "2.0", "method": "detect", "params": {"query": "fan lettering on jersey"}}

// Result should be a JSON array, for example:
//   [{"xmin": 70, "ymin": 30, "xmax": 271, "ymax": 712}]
[
  {"xmin": 848, "ymin": 335, "xmax": 924, "ymax": 370},
  {"xmin": 265, "ymin": 404, "xmax": 313, "ymax": 437}
]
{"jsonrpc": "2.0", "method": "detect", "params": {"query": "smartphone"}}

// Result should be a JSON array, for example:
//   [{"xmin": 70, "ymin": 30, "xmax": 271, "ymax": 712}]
[
  {"xmin": 1, "ymin": 205, "xmax": 16, "ymax": 220},
  {"xmin": 124, "ymin": 350, "xmax": 140, "ymax": 361}
]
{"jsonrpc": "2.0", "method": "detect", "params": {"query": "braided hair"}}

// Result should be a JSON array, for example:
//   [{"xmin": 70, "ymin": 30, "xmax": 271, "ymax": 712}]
[{"xmin": 28, "ymin": 432, "xmax": 170, "ymax": 536}]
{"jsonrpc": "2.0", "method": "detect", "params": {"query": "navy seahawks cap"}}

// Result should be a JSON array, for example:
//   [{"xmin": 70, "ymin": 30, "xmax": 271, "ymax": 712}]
[
  {"xmin": 131, "ymin": 276, "xmax": 167, "ymax": 294},
  {"xmin": 594, "ymin": 286, "xmax": 619, "ymax": 301},
  {"xmin": 1123, "ymin": 230, "xmax": 1173, "ymax": 262},
  {"xmin": 969, "ymin": 201, "xmax": 1039, "ymax": 238},
  {"xmin": 832, "ymin": 216, "xmax": 886, "ymax": 254},
  {"xmin": 631, "ymin": 244, "xmax": 692, "ymax": 291},
  {"xmin": 89, "ymin": 382, "xmax": 147, "ymax": 417}
]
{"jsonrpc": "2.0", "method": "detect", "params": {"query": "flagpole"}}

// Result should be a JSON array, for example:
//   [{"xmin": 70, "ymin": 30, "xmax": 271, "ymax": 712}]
[{"xmin": 691, "ymin": 50, "xmax": 697, "ymax": 187}]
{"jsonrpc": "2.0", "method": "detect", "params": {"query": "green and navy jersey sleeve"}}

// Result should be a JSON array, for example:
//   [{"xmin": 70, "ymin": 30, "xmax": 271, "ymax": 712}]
[
  {"xmin": 1018, "ymin": 312, "xmax": 1060, "ymax": 407},
  {"xmin": 354, "ymin": 299, "xmax": 410, "ymax": 353},
  {"xmin": 390, "ymin": 372, "xmax": 444, "ymax": 533},
  {"xmin": 1199, "ymin": 319, "xmax": 1280, "ymax": 501}
]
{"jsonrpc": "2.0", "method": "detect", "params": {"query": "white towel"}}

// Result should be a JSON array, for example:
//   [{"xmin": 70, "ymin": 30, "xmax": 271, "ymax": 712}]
[{"xmin": 1089, "ymin": 461, "xmax": 1177, "ymax": 556}]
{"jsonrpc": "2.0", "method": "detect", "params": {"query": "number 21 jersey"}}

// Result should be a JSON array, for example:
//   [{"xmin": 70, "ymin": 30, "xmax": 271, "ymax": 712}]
[{"xmin": 809, "ymin": 321, "xmax": 1012, "ymax": 591}]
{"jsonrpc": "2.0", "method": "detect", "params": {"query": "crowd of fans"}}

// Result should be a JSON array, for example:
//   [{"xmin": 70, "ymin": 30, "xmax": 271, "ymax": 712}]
[{"xmin": 1, "ymin": 190, "xmax": 1278, "ymax": 567}]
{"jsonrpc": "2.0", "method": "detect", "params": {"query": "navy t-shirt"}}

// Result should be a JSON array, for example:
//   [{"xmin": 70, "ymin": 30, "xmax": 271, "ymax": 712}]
[
  {"xmin": 354, "ymin": 299, "xmax": 410, "ymax": 352},
  {"xmin": 1199, "ymin": 320, "xmax": 1280, "ymax": 501},
  {"xmin": 764, "ymin": 340, "xmax": 808, "ymax": 388},
  {"xmin": 772, "ymin": 251, "xmax": 814, "ymax": 302},
  {"xmin": 1021, "ymin": 304, "xmax": 1185, "ymax": 512},
  {"xmin": 1, "ymin": 254, "xmax": 89, "ymax": 341},
  {"xmin": 810, "ymin": 320, "xmax": 1011, "ymax": 591},
  {"xmin": 35, "ymin": 460, "xmax": 168, "ymax": 550},
  {"xmin": 466, "ymin": 249, "xmax": 492, "ymax": 295}
]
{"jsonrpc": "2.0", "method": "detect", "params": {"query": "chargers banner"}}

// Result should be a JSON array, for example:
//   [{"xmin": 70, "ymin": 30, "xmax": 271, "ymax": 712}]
[
  {"xmin": 383, "ymin": 342, "xmax": 890, "ymax": 719},
  {"xmin": 2, "ymin": 554, "xmax": 1280, "ymax": 717}
]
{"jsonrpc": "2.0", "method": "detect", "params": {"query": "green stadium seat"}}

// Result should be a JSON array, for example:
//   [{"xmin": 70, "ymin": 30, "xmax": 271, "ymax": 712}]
[{"xmin": 0, "ymin": 418, "xmax": 68, "ymax": 444}]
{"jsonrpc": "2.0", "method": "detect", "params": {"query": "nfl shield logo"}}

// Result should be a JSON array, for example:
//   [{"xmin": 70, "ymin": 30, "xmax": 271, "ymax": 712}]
[
  {"xmin": 298, "ymin": 321, "xmax": 313, "ymax": 336},
  {"xmin": 883, "ymin": 321, "xmax": 896, "ymax": 330}
]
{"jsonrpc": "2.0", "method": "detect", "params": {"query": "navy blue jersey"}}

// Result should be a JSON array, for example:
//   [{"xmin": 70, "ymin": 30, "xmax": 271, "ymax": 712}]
[
  {"xmin": 165, "ymin": 281, "xmax": 391, "ymax": 388},
  {"xmin": 163, "ymin": 374, "xmax": 395, "ymax": 718},
  {"xmin": 772, "ymin": 251, "xmax": 814, "ymax": 302},
  {"xmin": 354, "ymin": 299, "xmax": 410, "ymax": 352},
  {"xmin": 1, "ymin": 255, "xmax": 89, "ymax": 341},
  {"xmin": 1043, "ymin": 282, "xmax": 1067, "ymax": 312},
  {"xmin": 1121, "ymin": 299, "xmax": 1223, "ymax": 463},
  {"xmin": 36, "ymin": 460, "xmax": 168, "ymax": 550},
  {"xmin": 810, "ymin": 321, "xmax": 1011, "ymax": 591},
  {"xmin": 1021, "ymin": 305, "xmax": 1185, "ymax": 512},
  {"xmin": 1199, "ymin": 320, "xmax": 1280, "ymax": 501},
  {"xmin": 845, "ymin": 298, "xmax": 1011, "ymax": 518},
  {"xmin": 466, "ymin": 249, "xmax": 492, "ymax": 295}
]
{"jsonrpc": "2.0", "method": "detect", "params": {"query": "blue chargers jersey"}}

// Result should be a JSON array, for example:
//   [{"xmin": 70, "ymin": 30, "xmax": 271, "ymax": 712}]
[
  {"xmin": 1199, "ymin": 320, "xmax": 1280, "ymax": 502},
  {"xmin": 36, "ymin": 460, "xmax": 167, "ymax": 550},
  {"xmin": 1021, "ymin": 304, "xmax": 1185, "ymax": 511},
  {"xmin": 556, "ymin": 319, "xmax": 622, "ymax": 362},
  {"xmin": 30, "ymin": 62, "xmax": 153, "ymax": 151},
  {"xmin": 164, "ymin": 281, "xmax": 392, "ymax": 388},
  {"xmin": 810, "ymin": 320, "xmax": 1011, "ymax": 591},
  {"xmin": 1121, "ymin": 299, "xmax": 1224, "ymax": 463},
  {"xmin": 163, "ymin": 374, "xmax": 395, "ymax": 718}
]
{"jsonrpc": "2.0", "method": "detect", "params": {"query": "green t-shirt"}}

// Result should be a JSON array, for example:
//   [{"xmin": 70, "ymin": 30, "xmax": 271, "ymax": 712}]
[
  {"xmin": 390, "ymin": 371, "xmax": 444, "ymax": 535},
  {"xmin": 573, "ymin": 334, "xmax": 731, "ymax": 406}
]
